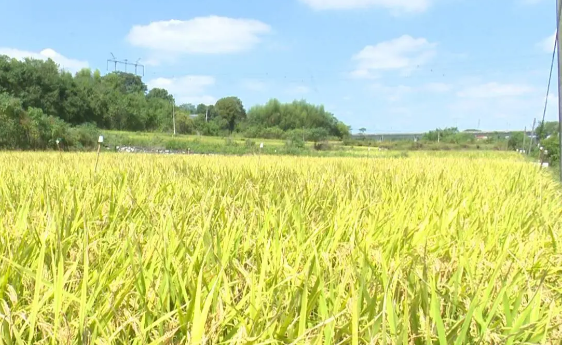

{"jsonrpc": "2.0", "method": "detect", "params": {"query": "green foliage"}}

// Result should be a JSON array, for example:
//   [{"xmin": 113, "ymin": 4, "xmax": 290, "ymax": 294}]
[
  {"xmin": 542, "ymin": 134, "xmax": 559, "ymax": 165},
  {"xmin": 196, "ymin": 103, "xmax": 207, "ymax": 114},
  {"xmin": 308, "ymin": 127, "xmax": 329, "ymax": 143},
  {"xmin": 68, "ymin": 123, "xmax": 99, "ymax": 148},
  {"xmin": 215, "ymin": 96, "xmax": 246, "ymax": 133},
  {"xmin": 336, "ymin": 122, "xmax": 351, "ymax": 139},
  {"xmin": 247, "ymin": 99, "xmax": 349, "ymax": 139},
  {"xmin": 0, "ymin": 93, "xmax": 96, "ymax": 150},
  {"xmin": 175, "ymin": 112, "xmax": 196, "ymax": 135},
  {"xmin": 424, "ymin": 127, "xmax": 458, "ymax": 141},
  {"xmin": 146, "ymin": 88, "xmax": 173, "ymax": 102},
  {"xmin": 423, "ymin": 127, "xmax": 476, "ymax": 144},
  {"xmin": 0, "ymin": 55, "xmax": 175, "ymax": 132},
  {"xmin": 507, "ymin": 132, "xmax": 524, "ymax": 150},
  {"xmin": 0, "ymin": 55, "xmax": 351, "ymax": 149},
  {"xmin": 286, "ymin": 130, "xmax": 305, "ymax": 148},
  {"xmin": 536, "ymin": 121, "xmax": 559, "ymax": 140}
]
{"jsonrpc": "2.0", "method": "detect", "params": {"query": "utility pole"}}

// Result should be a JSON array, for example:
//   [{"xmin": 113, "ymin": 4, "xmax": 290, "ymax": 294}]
[
  {"xmin": 172, "ymin": 100, "xmax": 176, "ymax": 136},
  {"xmin": 134, "ymin": 59, "xmax": 144, "ymax": 76},
  {"xmin": 106, "ymin": 54, "xmax": 145, "ymax": 77},
  {"xmin": 205, "ymin": 109, "xmax": 208, "ymax": 123},
  {"xmin": 557, "ymin": 0, "xmax": 562, "ymax": 180},
  {"xmin": 522, "ymin": 126, "xmax": 527, "ymax": 153},
  {"xmin": 528, "ymin": 118, "xmax": 536, "ymax": 155}
]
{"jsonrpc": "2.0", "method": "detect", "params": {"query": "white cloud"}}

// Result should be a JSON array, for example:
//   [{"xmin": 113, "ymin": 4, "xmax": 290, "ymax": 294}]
[
  {"xmin": 127, "ymin": 16, "xmax": 271, "ymax": 56},
  {"xmin": 299, "ymin": 0, "xmax": 431, "ymax": 12},
  {"xmin": 450, "ymin": 96, "xmax": 538, "ymax": 125},
  {"xmin": 537, "ymin": 31, "xmax": 556, "ymax": 53},
  {"xmin": 457, "ymin": 82, "xmax": 535, "ymax": 98},
  {"xmin": 146, "ymin": 75, "xmax": 216, "ymax": 105},
  {"xmin": 448, "ymin": 81, "xmax": 554, "ymax": 128},
  {"xmin": 351, "ymin": 35, "xmax": 436, "ymax": 78},
  {"xmin": 0, "ymin": 47, "xmax": 88, "ymax": 73}
]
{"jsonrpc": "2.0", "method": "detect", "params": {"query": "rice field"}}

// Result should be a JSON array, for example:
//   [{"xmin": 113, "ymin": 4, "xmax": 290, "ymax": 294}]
[{"xmin": 0, "ymin": 152, "xmax": 561, "ymax": 344}]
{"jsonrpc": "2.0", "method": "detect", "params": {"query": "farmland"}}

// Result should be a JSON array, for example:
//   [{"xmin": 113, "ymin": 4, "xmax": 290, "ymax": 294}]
[{"xmin": 0, "ymin": 152, "xmax": 561, "ymax": 344}]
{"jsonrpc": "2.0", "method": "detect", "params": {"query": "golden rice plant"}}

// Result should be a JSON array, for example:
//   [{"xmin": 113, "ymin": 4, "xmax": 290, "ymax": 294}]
[{"xmin": 0, "ymin": 152, "xmax": 560, "ymax": 344}]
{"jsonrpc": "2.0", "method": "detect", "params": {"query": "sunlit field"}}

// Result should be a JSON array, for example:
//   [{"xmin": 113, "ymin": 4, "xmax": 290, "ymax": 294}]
[{"xmin": 0, "ymin": 152, "xmax": 560, "ymax": 344}]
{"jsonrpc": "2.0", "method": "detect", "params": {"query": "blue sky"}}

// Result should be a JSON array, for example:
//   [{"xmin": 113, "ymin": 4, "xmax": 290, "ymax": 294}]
[{"xmin": 0, "ymin": 0, "xmax": 558, "ymax": 133}]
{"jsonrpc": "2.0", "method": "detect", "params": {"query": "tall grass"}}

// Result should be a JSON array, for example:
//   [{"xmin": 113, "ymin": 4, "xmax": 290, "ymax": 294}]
[{"xmin": 0, "ymin": 152, "xmax": 560, "ymax": 344}]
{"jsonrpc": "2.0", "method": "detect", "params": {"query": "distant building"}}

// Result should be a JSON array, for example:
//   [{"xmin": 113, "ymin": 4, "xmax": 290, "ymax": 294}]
[{"xmin": 354, "ymin": 129, "xmax": 532, "ymax": 141}]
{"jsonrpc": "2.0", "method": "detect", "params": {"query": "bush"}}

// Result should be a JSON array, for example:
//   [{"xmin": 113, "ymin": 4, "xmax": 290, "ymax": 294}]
[
  {"xmin": 261, "ymin": 127, "xmax": 285, "ymax": 139},
  {"xmin": 286, "ymin": 131, "xmax": 305, "ymax": 149},
  {"xmin": 69, "ymin": 123, "xmax": 99, "ymax": 149},
  {"xmin": 542, "ymin": 135, "xmax": 559, "ymax": 165},
  {"xmin": 245, "ymin": 139, "xmax": 256, "ymax": 147},
  {"xmin": 224, "ymin": 137, "xmax": 238, "ymax": 146},
  {"xmin": 313, "ymin": 142, "xmax": 332, "ymax": 151}
]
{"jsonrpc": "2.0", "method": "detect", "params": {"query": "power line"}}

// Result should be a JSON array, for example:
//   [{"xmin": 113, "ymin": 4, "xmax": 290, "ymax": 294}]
[
  {"xmin": 538, "ymin": 4, "xmax": 561, "ymax": 141},
  {"xmin": 106, "ymin": 53, "xmax": 145, "ymax": 77},
  {"xmin": 552, "ymin": 0, "xmax": 562, "ymax": 182}
]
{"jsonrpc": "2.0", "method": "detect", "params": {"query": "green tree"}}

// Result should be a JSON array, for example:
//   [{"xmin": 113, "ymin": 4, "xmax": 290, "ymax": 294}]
[
  {"xmin": 308, "ymin": 128, "xmax": 329, "ymax": 143},
  {"xmin": 102, "ymin": 72, "xmax": 147, "ymax": 94},
  {"xmin": 424, "ymin": 127, "xmax": 460, "ymax": 142},
  {"xmin": 246, "ymin": 99, "xmax": 347, "ymax": 138},
  {"xmin": 507, "ymin": 132, "xmax": 524, "ymax": 150},
  {"xmin": 147, "ymin": 88, "xmax": 173, "ymax": 102},
  {"xmin": 536, "ymin": 121, "xmax": 559, "ymax": 140},
  {"xmin": 335, "ymin": 122, "xmax": 350, "ymax": 139},
  {"xmin": 196, "ymin": 103, "xmax": 208, "ymax": 115},
  {"xmin": 179, "ymin": 103, "xmax": 196, "ymax": 113},
  {"xmin": 215, "ymin": 97, "xmax": 246, "ymax": 133},
  {"xmin": 541, "ymin": 134, "xmax": 559, "ymax": 164}
]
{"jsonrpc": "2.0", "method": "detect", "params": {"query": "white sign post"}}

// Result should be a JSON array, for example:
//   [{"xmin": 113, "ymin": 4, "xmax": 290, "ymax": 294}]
[{"xmin": 95, "ymin": 135, "xmax": 104, "ymax": 172}]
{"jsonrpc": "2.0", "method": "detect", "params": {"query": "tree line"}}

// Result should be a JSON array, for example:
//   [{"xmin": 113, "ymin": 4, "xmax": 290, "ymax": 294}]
[{"xmin": 0, "ymin": 55, "xmax": 350, "ymax": 149}]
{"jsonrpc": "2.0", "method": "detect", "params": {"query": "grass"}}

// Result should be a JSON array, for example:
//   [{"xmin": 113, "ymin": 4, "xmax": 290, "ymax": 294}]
[
  {"xmin": 0, "ymin": 152, "xmax": 561, "ymax": 344},
  {"xmin": 104, "ymin": 130, "xmax": 292, "ymax": 148},
  {"xmin": 103, "ymin": 130, "xmax": 514, "ymax": 156}
]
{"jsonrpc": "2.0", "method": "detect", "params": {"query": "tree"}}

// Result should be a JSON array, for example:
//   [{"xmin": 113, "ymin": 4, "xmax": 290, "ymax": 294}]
[
  {"xmin": 0, "ymin": 55, "xmax": 353, "ymax": 146},
  {"xmin": 196, "ymin": 103, "xmax": 208, "ymax": 115},
  {"xmin": 536, "ymin": 121, "xmax": 559, "ymax": 140},
  {"xmin": 507, "ymin": 132, "xmax": 524, "ymax": 150},
  {"xmin": 308, "ymin": 128, "xmax": 329, "ymax": 143},
  {"xmin": 423, "ymin": 127, "xmax": 460, "ymax": 142},
  {"xmin": 542, "ymin": 134, "xmax": 559, "ymax": 164},
  {"xmin": 359, "ymin": 128, "xmax": 366, "ymax": 134},
  {"xmin": 246, "ymin": 99, "xmax": 348, "ymax": 138},
  {"xmin": 175, "ymin": 110, "xmax": 196, "ymax": 134},
  {"xmin": 147, "ymin": 88, "xmax": 173, "ymax": 102},
  {"xmin": 215, "ymin": 97, "xmax": 246, "ymax": 133},
  {"xmin": 103, "ymin": 72, "xmax": 147, "ymax": 94},
  {"xmin": 335, "ymin": 122, "xmax": 351, "ymax": 139}
]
